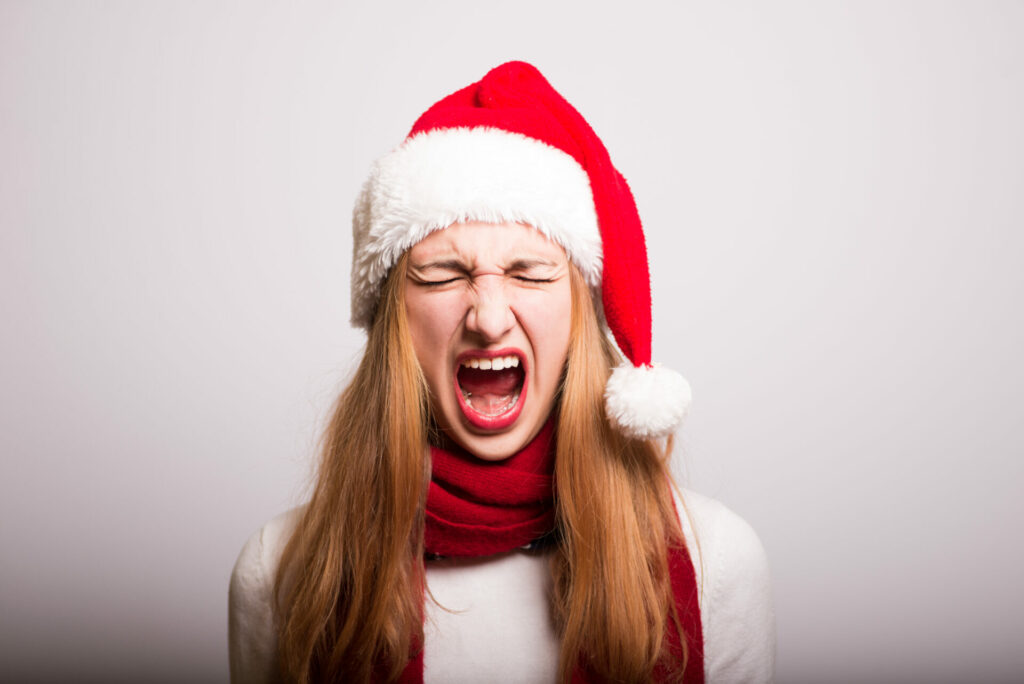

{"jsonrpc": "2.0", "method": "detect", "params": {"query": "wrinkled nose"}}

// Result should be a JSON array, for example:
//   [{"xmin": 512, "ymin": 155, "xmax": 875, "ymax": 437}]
[{"xmin": 465, "ymin": 278, "xmax": 515, "ymax": 342}]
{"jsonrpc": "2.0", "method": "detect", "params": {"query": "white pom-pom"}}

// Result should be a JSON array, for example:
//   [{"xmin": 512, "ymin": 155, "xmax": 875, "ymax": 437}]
[{"xmin": 604, "ymin": 363, "xmax": 692, "ymax": 440}]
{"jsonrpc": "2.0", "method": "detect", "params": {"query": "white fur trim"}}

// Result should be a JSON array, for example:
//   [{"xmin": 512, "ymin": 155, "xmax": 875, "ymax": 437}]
[
  {"xmin": 604, "ymin": 363, "xmax": 692, "ymax": 439},
  {"xmin": 351, "ymin": 127, "xmax": 602, "ymax": 328}
]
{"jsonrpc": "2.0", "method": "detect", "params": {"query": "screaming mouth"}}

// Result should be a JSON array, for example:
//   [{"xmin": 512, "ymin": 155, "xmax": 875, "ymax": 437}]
[{"xmin": 455, "ymin": 352, "xmax": 526, "ymax": 427}]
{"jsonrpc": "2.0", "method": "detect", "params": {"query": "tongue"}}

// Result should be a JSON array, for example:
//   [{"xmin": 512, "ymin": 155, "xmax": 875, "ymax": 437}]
[
  {"xmin": 458, "ymin": 367, "xmax": 522, "ymax": 415},
  {"xmin": 458, "ymin": 367, "xmax": 521, "ymax": 395}
]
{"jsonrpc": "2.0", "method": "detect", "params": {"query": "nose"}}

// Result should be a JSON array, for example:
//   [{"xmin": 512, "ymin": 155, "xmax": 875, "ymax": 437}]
[{"xmin": 464, "ymin": 276, "xmax": 515, "ymax": 342}]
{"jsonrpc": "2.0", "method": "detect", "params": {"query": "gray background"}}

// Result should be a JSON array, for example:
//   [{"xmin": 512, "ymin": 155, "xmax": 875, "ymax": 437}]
[{"xmin": 2, "ymin": 1, "xmax": 1022, "ymax": 682}]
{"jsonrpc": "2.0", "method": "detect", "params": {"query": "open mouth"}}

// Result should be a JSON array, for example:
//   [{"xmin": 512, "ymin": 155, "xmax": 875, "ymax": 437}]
[{"xmin": 454, "ymin": 350, "xmax": 527, "ymax": 430}]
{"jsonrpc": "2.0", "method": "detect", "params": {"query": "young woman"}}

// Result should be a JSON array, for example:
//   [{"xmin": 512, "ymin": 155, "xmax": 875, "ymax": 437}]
[{"xmin": 229, "ymin": 61, "xmax": 775, "ymax": 683}]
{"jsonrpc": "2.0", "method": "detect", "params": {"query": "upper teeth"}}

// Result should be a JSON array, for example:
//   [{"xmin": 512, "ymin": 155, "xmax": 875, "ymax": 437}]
[{"xmin": 461, "ymin": 355, "xmax": 520, "ymax": 371}]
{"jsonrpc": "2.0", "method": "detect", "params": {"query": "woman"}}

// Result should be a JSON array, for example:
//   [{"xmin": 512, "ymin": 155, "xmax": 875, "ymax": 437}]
[{"xmin": 229, "ymin": 61, "xmax": 774, "ymax": 683}]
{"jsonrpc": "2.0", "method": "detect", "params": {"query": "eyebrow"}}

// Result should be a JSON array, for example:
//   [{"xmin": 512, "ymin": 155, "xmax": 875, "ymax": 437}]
[
  {"xmin": 506, "ymin": 258, "xmax": 559, "ymax": 270},
  {"xmin": 410, "ymin": 258, "xmax": 471, "ymax": 272}
]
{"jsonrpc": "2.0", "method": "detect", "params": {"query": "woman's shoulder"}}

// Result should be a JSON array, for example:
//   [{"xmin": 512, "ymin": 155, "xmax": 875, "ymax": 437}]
[
  {"xmin": 231, "ymin": 507, "xmax": 304, "ymax": 586},
  {"xmin": 676, "ymin": 488, "xmax": 769, "ymax": 576},
  {"xmin": 228, "ymin": 507, "xmax": 304, "ymax": 684},
  {"xmin": 675, "ymin": 488, "xmax": 776, "ymax": 683}
]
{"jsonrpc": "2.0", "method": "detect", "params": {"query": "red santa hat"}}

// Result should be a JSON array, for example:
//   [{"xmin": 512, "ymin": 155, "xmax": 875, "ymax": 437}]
[{"xmin": 351, "ymin": 61, "xmax": 691, "ymax": 439}]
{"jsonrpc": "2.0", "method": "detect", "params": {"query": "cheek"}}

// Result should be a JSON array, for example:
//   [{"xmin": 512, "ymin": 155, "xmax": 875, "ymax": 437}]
[
  {"xmin": 519, "ymin": 286, "xmax": 573, "ymax": 376},
  {"xmin": 405, "ymin": 291, "xmax": 463, "ymax": 377}
]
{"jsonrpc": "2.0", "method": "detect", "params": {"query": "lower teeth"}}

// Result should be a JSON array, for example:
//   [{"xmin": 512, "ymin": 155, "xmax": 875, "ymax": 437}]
[{"xmin": 463, "ymin": 389, "xmax": 520, "ymax": 417}]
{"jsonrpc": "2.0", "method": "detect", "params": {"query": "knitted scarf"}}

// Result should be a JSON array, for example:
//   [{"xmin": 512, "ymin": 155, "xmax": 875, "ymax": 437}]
[{"xmin": 395, "ymin": 420, "xmax": 704, "ymax": 683}]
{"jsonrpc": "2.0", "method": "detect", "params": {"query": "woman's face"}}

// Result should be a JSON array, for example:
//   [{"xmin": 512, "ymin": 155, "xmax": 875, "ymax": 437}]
[{"xmin": 404, "ymin": 221, "xmax": 573, "ymax": 461}]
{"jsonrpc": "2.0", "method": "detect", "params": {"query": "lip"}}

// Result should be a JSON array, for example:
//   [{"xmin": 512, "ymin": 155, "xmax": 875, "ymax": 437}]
[{"xmin": 453, "ymin": 347, "xmax": 529, "ymax": 431}]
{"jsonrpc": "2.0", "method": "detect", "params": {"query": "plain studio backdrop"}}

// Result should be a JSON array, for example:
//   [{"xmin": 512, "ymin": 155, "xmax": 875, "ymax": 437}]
[{"xmin": 2, "ymin": 2, "xmax": 1022, "ymax": 682}]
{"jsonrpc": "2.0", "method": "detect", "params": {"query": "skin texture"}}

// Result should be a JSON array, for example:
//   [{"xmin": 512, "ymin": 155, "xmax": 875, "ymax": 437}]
[{"xmin": 404, "ymin": 221, "xmax": 573, "ymax": 461}]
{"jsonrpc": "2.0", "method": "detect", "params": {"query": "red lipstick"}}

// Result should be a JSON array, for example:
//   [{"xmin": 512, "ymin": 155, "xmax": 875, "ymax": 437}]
[{"xmin": 453, "ymin": 348, "xmax": 528, "ymax": 431}]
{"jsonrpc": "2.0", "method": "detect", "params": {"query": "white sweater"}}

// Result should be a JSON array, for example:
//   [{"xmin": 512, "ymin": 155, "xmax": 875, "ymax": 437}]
[{"xmin": 228, "ymin": 489, "xmax": 775, "ymax": 683}]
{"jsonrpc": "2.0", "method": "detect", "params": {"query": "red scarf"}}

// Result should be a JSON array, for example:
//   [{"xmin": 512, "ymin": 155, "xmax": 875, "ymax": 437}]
[{"xmin": 397, "ymin": 420, "xmax": 704, "ymax": 683}]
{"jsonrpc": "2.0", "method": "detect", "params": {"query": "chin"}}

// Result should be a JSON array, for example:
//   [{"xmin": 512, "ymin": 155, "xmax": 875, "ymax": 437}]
[
  {"xmin": 432, "ymin": 392, "xmax": 553, "ymax": 462},
  {"xmin": 451, "ymin": 422, "xmax": 542, "ymax": 461}
]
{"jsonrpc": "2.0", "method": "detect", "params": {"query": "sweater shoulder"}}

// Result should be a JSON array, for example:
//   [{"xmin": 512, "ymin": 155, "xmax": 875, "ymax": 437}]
[
  {"xmin": 675, "ymin": 489, "xmax": 776, "ymax": 683},
  {"xmin": 676, "ymin": 489, "xmax": 768, "ymax": 580},
  {"xmin": 228, "ymin": 507, "xmax": 304, "ymax": 684},
  {"xmin": 235, "ymin": 508, "xmax": 304, "ymax": 578}
]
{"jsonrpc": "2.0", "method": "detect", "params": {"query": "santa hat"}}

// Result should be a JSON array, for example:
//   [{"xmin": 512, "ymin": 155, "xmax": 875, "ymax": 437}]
[{"xmin": 351, "ymin": 61, "xmax": 691, "ymax": 439}]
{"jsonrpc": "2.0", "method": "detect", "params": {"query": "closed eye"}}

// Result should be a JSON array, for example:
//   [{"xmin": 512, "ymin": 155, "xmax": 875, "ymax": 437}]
[
  {"xmin": 514, "ymin": 276, "xmax": 555, "ymax": 283},
  {"xmin": 420, "ymin": 277, "xmax": 461, "ymax": 286}
]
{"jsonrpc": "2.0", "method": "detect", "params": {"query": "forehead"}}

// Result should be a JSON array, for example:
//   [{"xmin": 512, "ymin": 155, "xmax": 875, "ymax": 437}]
[{"xmin": 408, "ymin": 221, "xmax": 568, "ymax": 264}]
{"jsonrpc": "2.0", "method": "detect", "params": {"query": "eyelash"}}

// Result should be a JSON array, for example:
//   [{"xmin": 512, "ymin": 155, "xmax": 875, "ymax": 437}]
[{"xmin": 420, "ymin": 276, "xmax": 554, "ymax": 286}]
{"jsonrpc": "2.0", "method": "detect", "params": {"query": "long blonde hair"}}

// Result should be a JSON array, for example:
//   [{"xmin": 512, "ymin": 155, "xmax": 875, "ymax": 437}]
[{"xmin": 275, "ymin": 254, "xmax": 688, "ymax": 682}]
